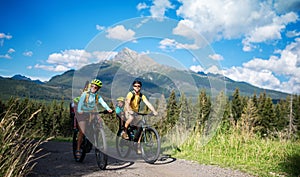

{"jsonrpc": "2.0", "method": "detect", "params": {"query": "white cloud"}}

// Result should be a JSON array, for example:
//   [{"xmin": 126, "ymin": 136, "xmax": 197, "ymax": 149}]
[
  {"xmin": 8, "ymin": 48, "xmax": 15, "ymax": 54},
  {"xmin": 190, "ymin": 65, "xmax": 223, "ymax": 75},
  {"xmin": 137, "ymin": 2, "xmax": 148, "ymax": 11},
  {"xmin": 286, "ymin": 30, "xmax": 300, "ymax": 38},
  {"xmin": 0, "ymin": 54, "xmax": 11, "ymax": 59},
  {"xmin": 33, "ymin": 49, "xmax": 117, "ymax": 72},
  {"xmin": 224, "ymin": 67, "xmax": 282, "ymax": 90},
  {"xmin": 175, "ymin": 0, "xmax": 299, "ymax": 51},
  {"xmin": 23, "ymin": 51, "xmax": 33, "ymax": 57},
  {"xmin": 159, "ymin": 38, "xmax": 199, "ymax": 50},
  {"xmin": 92, "ymin": 51, "xmax": 117, "ymax": 61},
  {"xmin": 190, "ymin": 65, "xmax": 205, "ymax": 73},
  {"xmin": 0, "ymin": 33, "xmax": 12, "ymax": 47},
  {"xmin": 150, "ymin": 0, "xmax": 174, "ymax": 19},
  {"xmin": 189, "ymin": 38, "xmax": 300, "ymax": 93},
  {"xmin": 34, "ymin": 64, "xmax": 69, "ymax": 72},
  {"xmin": 224, "ymin": 38, "xmax": 300, "ymax": 93},
  {"xmin": 0, "ymin": 33, "xmax": 12, "ymax": 39},
  {"xmin": 274, "ymin": 0, "xmax": 300, "ymax": 13},
  {"xmin": 242, "ymin": 12, "xmax": 298, "ymax": 51},
  {"xmin": 96, "ymin": 24, "xmax": 105, "ymax": 31},
  {"xmin": 106, "ymin": 25, "xmax": 135, "ymax": 41},
  {"xmin": 209, "ymin": 54, "xmax": 223, "ymax": 61},
  {"xmin": 0, "ymin": 48, "xmax": 15, "ymax": 59}
]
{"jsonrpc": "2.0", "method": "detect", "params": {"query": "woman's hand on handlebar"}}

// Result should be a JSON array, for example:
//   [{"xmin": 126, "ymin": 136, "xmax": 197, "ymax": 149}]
[{"xmin": 107, "ymin": 109, "xmax": 113, "ymax": 113}]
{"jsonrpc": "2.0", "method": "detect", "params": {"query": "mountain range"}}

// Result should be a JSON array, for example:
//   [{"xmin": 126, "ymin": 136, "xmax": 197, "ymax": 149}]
[{"xmin": 0, "ymin": 48, "xmax": 289, "ymax": 102}]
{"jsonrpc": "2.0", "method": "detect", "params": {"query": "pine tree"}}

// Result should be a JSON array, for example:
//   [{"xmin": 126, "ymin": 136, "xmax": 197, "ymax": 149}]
[
  {"xmin": 204, "ymin": 91, "xmax": 226, "ymax": 137},
  {"xmin": 292, "ymin": 95, "xmax": 300, "ymax": 138},
  {"xmin": 231, "ymin": 88, "xmax": 243, "ymax": 124},
  {"xmin": 154, "ymin": 94, "xmax": 168, "ymax": 136},
  {"xmin": 196, "ymin": 90, "xmax": 210, "ymax": 129},
  {"xmin": 260, "ymin": 97, "xmax": 276, "ymax": 137},
  {"xmin": 166, "ymin": 90, "xmax": 179, "ymax": 133},
  {"xmin": 274, "ymin": 99, "xmax": 289, "ymax": 131},
  {"xmin": 238, "ymin": 98, "xmax": 259, "ymax": 135},
  {"xmin": 178, "ymin": 93, "xmax": 193, "ymax": 129}
]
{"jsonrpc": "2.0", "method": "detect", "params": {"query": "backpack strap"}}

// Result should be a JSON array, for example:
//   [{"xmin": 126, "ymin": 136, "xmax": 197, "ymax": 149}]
[
  {"xmin": 85, "ymin": 91, "xmax": 89, "ymax": 105},
  {"xmin": 95, "ymin": 93, "xmax": 99, "ymax": 105},
  {"xmin": 84, "ymin": 91, "xmax": 99, "ymax": 106}
]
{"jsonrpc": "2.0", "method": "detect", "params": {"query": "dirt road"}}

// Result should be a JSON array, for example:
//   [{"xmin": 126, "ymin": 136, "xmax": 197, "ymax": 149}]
[{"xmin": 27, "ymin": 141, "xmax": 254, "ymax": 177}]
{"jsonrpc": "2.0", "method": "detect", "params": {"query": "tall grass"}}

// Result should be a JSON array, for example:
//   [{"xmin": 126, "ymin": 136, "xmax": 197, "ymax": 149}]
[
  {"xmin": 0, "ymin": 103, "xmax": 51, "ymax": 177},
  {"xmin": 174, "ymin": 127, "xmax": 300, "ymax": 177}
]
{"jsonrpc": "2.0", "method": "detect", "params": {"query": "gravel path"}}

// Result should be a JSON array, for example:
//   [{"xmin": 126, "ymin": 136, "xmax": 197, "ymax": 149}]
[{"xmin": 27, "ymin": 141, "xmax": 255, "ymax": 177}]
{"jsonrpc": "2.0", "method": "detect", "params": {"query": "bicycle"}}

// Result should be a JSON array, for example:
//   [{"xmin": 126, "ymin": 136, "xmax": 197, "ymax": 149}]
[
  {"xmin": 72, "ymin": 110, "xmax": 111, "ymax": 170},
  {"xmin": 116, "ymin": 112, "xmax": 161, "ymax": 164}
]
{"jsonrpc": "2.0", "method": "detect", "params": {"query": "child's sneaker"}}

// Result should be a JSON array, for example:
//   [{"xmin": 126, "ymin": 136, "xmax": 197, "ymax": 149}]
[
  {"xmin": 121, "ymin": 131, "xmax": 129, "ymax": 140},
  {"xmin": 136, "ymin": 143, "xmax": 141, "ymax": 154}
]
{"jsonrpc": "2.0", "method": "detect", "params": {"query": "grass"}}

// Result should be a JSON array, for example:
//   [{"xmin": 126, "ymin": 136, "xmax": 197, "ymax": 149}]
[
  {"xmin": 0, "ymin": 104, "xmax": 51, "ymax": 177},
  {"xmin": 174, "ymin": 128, "xmax": 300, "ymax": 177}
]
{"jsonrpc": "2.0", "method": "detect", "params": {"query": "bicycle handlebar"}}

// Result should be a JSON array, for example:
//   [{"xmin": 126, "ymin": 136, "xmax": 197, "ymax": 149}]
[
  {"xmin": 133, "ymin": 112, "xmax": 155, "ymax": 116},
  {"xmin": 98, "ymin": 110, "xmax": 114, "ymax": 114}
]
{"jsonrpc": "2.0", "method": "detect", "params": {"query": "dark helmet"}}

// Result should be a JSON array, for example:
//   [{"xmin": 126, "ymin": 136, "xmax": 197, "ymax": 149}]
[{"xmin": 132, "ymin": 80, "xmax": 142, "ymax": 87}]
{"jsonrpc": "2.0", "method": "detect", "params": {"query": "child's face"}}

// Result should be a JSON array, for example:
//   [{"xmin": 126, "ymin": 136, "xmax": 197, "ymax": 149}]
[{"xmin": 118, "ymin": 101, "xmax": 124, "ymax": 107}]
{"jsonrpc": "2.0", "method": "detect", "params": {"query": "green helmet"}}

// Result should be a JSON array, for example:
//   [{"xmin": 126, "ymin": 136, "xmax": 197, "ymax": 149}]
[
  {"xmin": 73, "ymin": 96, "xmax": 80, "ymax": 104},
  {"xmin": 91, "ymin": 79, "xmax": 102, "ymax": 88}
]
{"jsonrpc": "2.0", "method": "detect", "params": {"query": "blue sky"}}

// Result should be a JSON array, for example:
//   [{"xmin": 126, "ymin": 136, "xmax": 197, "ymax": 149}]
[{"xmin": 1, "ymin": 0, "xmax": 300, "ymax": 94}]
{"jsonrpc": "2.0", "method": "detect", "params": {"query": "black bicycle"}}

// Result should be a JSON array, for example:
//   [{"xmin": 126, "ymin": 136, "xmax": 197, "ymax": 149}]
[
  {"xmin": 72, "ymin": 110, "xmax": 111, "ymax": 170},
  {"xmin": 116, "ymin": 112, "xmax": 161, "ymax": 164}
]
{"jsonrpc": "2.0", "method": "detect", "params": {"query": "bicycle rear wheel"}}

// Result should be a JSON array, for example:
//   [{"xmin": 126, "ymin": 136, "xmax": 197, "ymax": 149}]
[
  {"xmin": 72, "ymin": 129, "xmax": 87, "ymax": 162},
  {"xmin": 141, "ymin": 127, "xmax": 161, "ymax": 164},
  {"xmin": 95, "ymin": 148, "xmax": 108, "ymax": 170}
]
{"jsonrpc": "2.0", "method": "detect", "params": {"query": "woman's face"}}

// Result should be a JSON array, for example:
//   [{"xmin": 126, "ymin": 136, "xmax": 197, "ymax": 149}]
[
  {"xmin": 133, "ymin": 83, "xmax": 141, "ymax": 93},
  {"xmin": 90, "ymin": 84, "xmax": 99, "ymax": 93}
]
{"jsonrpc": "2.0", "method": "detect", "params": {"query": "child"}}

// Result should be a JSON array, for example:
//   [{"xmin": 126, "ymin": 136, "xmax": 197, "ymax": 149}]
[{"xmin": 115, "ymin": 97, "xmax": 126, "ymax": 136}]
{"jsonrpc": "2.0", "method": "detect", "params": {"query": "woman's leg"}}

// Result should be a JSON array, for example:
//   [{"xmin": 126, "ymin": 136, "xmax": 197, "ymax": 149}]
[{"xmin": 77, "ymin": 120, "xmax": 86, "ymax": 151}]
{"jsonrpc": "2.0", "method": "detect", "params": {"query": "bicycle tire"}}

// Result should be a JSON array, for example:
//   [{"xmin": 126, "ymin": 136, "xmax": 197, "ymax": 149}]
[
  {"xmin": 95, "ymin": 148, "xmax": 108, "ymax": 170},
  {"xmin": 141, "ymin": 127, "xmax": 161, "ymax": 164},
  {"xmin": 94, "ymin": 125, "xmax": 108, "ymax": 170},
  {"xmin": 72, "ymin": 129, "xmax": 86, "ymax": 162},
  {"xmin": 116, "ymin": 136, "xmax": 131, "ymax": 159}
]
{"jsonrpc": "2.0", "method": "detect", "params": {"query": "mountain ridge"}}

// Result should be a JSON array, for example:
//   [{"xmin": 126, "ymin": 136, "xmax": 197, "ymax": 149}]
[{"xmin": 0, "ymin": 48, "xmax": 290, "ymax": 101}]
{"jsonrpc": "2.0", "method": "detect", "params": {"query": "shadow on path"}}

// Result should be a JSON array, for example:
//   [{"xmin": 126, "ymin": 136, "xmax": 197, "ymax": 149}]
[{"xmin": 27, "ymin": 141, "xmax": 176, "ymax": 176}]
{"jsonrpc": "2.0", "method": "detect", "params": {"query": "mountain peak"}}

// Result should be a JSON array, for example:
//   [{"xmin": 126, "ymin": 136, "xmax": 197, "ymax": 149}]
[
  {"xmin": 111, "ymin": 48, "xmax": 160, "ymax": 75},
  {"xmin": 12, "ymin": 74, "xmax": 31, "ymax": 81},
  {"xmin": 113, "ymin": 47, "xmax": 139, "ymax": 62},
  {"xmin": 11, "ymin": 74, "xmax": 44, "ymax": 84}
]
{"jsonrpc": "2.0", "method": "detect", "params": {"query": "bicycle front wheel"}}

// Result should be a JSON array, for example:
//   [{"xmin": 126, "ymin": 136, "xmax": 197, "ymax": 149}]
[
  {"xmin": 95, "ymin": 148, "xmax": 107, "ymax": 170},
  {"xmin": 94, "ymin": 127, "xmax": 108, "ymax": 170},
  {"xmin": 141, "ymin": 127, "xmax": 161, "ymax": 164}
]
